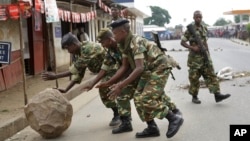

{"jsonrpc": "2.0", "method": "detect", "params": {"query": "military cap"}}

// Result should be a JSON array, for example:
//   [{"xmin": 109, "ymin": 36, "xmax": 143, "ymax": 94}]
[
  {"xmin": 110, "ymin": 3, "xmax": 122, "ymax": 10},
  {"xmin": 61, "ymin": 32, "xmax": 77, "ymax": 49},
  {"xmin": 109, "ymin": 19, "xmax": 129, "ymax": 29},
  {"xmin": 97, "ymin": 28, "xmax": 112, "ymax": 41}
]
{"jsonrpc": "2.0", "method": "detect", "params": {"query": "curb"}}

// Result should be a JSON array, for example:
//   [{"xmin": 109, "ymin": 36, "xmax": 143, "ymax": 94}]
[
  {"xmin": 0, "ymin": 116, "xmax": 28, "ymax": 141},
  {"xmin": 0, "ymin": 79, "xmax": 95, "ymax": 141},
  {"xmin": 231, "ymin": 38, "xmax": 250, "ymax": 46}
]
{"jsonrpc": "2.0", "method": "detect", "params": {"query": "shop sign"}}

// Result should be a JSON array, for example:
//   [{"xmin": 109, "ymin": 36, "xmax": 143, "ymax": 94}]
[{"xmin": 0, "ymin": 42, "xmax": 11, "ymax": 64}]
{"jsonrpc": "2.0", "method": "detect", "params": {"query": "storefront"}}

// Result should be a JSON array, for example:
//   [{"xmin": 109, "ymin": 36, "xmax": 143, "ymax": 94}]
[
  {"xmin": 0, "ymin": 0, "xmax": 114, "ymax": 91},
  {"xmin": 0, "ymin": 0, "xmax": 44, "ymax": 91}
]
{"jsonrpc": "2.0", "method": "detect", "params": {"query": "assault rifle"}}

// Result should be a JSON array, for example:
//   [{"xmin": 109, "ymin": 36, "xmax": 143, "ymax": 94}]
[
  {"xmin": 151, "ymin": 31, "xmax": 181, "ymax": 70},
  {"xmin": 151, "ymin": 31, "xmax": 181, "ymax": 80},
  {"xmin": 151, "ymin": 31, "xmax": 167, "ymax": 52},
  {"xmin": 186, "ymin": 24, "xmax": 209, "ymax": 64}
]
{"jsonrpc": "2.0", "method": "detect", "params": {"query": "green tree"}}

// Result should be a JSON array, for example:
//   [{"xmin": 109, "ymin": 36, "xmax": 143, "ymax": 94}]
[
  {"xmin": 143, "ymin": 6, "xmax": 171, "ymax": 26},
  {"xmin": 234, "ymin": 15, "xmax": 249, "ymax": 23},
  {"xmin": 213, "ymin": 18, "xmax": 231, "ymax": 26}
]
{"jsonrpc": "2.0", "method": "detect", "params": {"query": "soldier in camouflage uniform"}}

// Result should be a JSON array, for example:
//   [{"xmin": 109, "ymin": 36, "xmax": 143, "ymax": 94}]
[
  {"xmin": 42, "ymin": 32, "xmax": 104, "ymax": 92},
  {"xmin": 180, "ymin": 10, "xmax": 231, "ymax": 104},
  {"xmin": 82, "ymin": 28, "xmax": 138, "ymax": 133},
  {"xmin": 41, "ymin": 32, "xmax": 119, "ymax": 126},
  {"xmin": 110, "ymin": 3, "xmax": 123, "ymax": 23},
  {"xmin": 97, "ymin": 19, "xmax": 184, "ymax": 139}
]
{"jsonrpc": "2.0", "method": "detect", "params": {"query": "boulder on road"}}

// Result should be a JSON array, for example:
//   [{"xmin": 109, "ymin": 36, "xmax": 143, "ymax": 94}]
[{"xmin": 24, "ymin": 88, "xmax": 73, "ymax": 139}]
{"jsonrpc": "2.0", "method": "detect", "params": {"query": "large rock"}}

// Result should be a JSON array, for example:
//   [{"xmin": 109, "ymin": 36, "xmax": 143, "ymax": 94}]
[{"xmin": 24, "ymin": 88, "xmax": 73, "ymax": 139}]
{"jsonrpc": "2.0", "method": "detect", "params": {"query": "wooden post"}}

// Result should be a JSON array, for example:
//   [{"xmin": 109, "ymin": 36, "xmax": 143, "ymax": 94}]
[
  {"xmin": 70, "ymin": 0, "xmax": 74, "ymax": 32},
  {"xmin": 50, "ymin": 23, "xmax": 58, "ymax": 88},
  {"xmin": 69, "ymin": 0, "xmax": 74, "ymax": 81},
  {"xmin": 18, "ymin": 8, "xmax": 28, "ymax": 105}
]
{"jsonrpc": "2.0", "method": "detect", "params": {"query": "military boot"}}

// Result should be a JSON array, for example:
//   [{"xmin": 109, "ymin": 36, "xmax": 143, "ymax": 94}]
[
  {"xmin": 192, "ymin": 96, "xmax": 201, "ymax": 104},
  {"xmin": 112, "ymin": 116, "xmax": 133, "ymax": 134},
  {"xmin": 172, "ymin": 108, "xmax": 182, "ymax": 117},
  {"xmin": 214, "ymin": 93, "xmax": 231, "ymax": 103},
  {"xmin": 166, "ymin": 110, "xmax": 184, "ymax": 138},
  {"xmin": 109, "ymin": 107, "xmax": 121, "ymax": 126},
  {"xmin": 135, "ymin": 120, "xmax": 160, "ymax": 138}
]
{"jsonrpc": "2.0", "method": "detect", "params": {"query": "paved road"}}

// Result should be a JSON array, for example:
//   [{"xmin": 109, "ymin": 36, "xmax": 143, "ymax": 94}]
[
  {"xmin": 6, "ymin": 38, "xmax": 250, "ymax": 141},
  {"xmin": 163, "ymin": 38, "xmax": 250, "ymax": 72}
]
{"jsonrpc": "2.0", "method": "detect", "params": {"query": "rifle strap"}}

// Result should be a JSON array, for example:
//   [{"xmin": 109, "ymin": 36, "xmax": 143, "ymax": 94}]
[
  {"xmin": 120, "ymin": 32, "xmax": 136, "ymax": 69},
  {"xmin": 169, "ymin": 68, "xmax": 175, "ymax": 80},
  {"xmin": 127, "ymin": 50, "xmax": 135, "ymax": 69}
]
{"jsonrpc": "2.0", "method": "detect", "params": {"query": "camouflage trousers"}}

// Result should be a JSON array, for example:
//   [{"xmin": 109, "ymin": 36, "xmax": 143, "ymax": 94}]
[
  {"xmin": 116, "ymin": 79, "xmax": 138, "ymax": 117},
  {"xmin": 99, "ymin": 70, "xmax": 136, "ymax": 117},
  {"xmin": 133, "ymin": 68, "xmax": 177, "ymax": 122},
  {"xmin": 99, "ymin": 71, "xmax": 117, "ymax": 108},
  {"xmin": 188, "ymin": 54, "xmax": 220, "ymax": 96}
]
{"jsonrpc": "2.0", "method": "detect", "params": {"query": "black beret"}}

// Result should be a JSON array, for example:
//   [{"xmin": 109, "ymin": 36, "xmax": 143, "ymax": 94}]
[
  {"xmin": 61, "ymin": 32, "xmax": 77, "ymax": 49},
  {"xmin": 109, "ymin": 19, "xmax": 129, "ymax": 29}
]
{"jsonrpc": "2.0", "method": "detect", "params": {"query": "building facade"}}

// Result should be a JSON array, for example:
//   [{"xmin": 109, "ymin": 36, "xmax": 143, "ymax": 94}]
[
  {"xmin": 0, "ymin": 0, "xmax": 150, "ymax": 91},
  {"xmin": 114, "ymin": 0, "xmax": 151, "ymax": 35}
]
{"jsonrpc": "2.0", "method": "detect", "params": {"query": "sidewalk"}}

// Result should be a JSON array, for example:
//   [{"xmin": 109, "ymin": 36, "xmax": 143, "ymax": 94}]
[
  {"xmin": 0, "ymin": 65, "xmax": 96, "ymax": 141},
  {"xmin": 230, "ymin": 38, "xmax": 250, "ymax": 46}
]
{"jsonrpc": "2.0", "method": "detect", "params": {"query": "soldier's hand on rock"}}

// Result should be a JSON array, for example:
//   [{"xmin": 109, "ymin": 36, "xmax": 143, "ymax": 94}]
[{"xmin": 41, "ymin": 72, "xmax": 56, "ymax": 80}]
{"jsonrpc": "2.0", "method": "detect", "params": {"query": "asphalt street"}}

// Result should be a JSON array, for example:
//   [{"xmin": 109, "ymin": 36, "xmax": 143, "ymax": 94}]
[{"xmin": 6, "ymin": 38, "xmax": 250, "ymax": 141}]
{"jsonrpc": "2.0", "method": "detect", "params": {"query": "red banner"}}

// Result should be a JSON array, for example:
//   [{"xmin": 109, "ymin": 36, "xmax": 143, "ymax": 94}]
[
  {"xmin": 58, "ymin": 9, "xmax": 64, "ymax": 21},
  {"xmin": 35, "ymin": 0, "xmax": 41, "ymax": 12},
  {"xmin": 81, "ymin": 13, "xmax": 86, "ymax": 23},
  {"xmin": 7, "ymin": 5, "xmax": 20, "ymax": 20},
  {"xmin": 0, "ymin": 1, "xmax": 98, "ymax": 22}
]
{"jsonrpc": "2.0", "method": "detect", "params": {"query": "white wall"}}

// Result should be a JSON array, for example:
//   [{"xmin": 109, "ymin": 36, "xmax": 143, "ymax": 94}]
[
  {"xmin": 0, "ymin": 20, "xmax": 20, "ymax": 51},
  {"xmin": 52, "ymin": 22, "xmax": 70, "ymax": 67}
]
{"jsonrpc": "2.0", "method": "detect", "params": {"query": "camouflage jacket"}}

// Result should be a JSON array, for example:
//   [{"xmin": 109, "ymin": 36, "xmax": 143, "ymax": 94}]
[
  {"xmin": 181, "ymin": 23, "xmax": 208, "ymax": 53},
  {"xmin": 181, "ymin": 23, "xmax": 212, "ymax": 68},
  {"xmin": 118, "ymin": 32, "xmax": 172, "ymax": 72},
  {"xmin": 69, "ymin": 41, "xmax": 105, "ymax": 83},
  {"xmin": 101, "ymin": 46, "xmax": 122, "ymax": 72}
]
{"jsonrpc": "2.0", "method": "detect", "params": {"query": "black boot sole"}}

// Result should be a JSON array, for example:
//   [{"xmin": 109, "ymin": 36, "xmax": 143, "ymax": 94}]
[
  {"xmin": 192, "ymin": 98, "xmax": 201, "ymax": 104},
  {"xmin": 135, "ymin": 132, "xmax": 160, "ymax": 138},
  {"xmin": 215, "ymin": 95, "xmax": 231, "ymax": 103},
  {"xmin": 112, "ymin": 128, "xmax": 133, "ymax": 134},
  {"xmin": 166, "ymin": 118, "xmax": 184, "ymax": 138}
]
